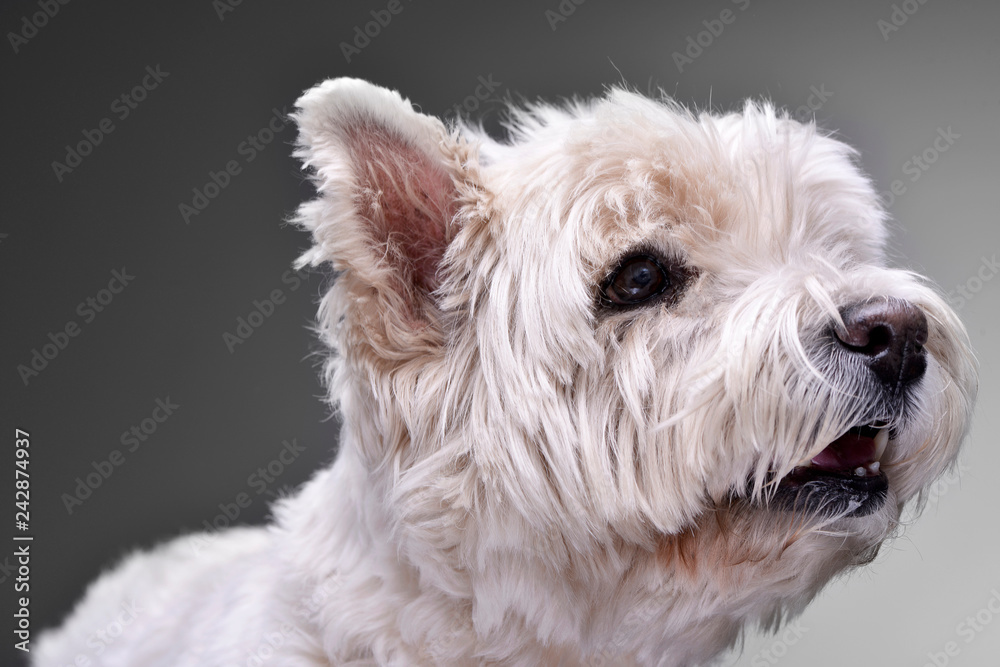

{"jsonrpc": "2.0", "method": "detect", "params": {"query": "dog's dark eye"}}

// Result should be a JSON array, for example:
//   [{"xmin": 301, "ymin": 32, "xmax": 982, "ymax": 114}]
[{"xmin": 602, "ymin": 255, "xmax": 669, "ymax": 306}]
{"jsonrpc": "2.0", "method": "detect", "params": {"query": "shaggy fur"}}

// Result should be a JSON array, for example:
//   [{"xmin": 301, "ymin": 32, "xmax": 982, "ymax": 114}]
[{"xmin": 35, "ymin": 79, "xmax": 977, "ymax": 666}]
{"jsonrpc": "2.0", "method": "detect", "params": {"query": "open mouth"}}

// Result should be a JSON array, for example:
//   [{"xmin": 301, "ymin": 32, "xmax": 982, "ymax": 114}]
[{"xmin": 772, "ymin": 424, "xmax": 890, "ymax": 517}]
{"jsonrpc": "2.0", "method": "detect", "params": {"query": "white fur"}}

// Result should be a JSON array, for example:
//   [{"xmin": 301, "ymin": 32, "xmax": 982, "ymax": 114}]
[{"xmin": 35, "ymin": 79, "xmax": 977, "ymax": 667}]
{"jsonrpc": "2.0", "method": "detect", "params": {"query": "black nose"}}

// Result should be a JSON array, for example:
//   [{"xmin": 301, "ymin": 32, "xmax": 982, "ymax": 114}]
[{"xmin": 834, "ymin": 298, "xmax": 929, "ymax": 391}]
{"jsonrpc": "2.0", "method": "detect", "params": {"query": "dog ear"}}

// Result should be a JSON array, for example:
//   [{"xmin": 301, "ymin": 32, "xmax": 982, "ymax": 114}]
[{"xmin": 292, "ymin": 79, "xmax": 464, "ymax": 333}]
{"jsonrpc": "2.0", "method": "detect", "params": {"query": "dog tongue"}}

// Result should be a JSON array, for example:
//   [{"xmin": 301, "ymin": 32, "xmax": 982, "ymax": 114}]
[{"xmin": 810, "ymin": 431, "xmax": 877, "ymax": 470}]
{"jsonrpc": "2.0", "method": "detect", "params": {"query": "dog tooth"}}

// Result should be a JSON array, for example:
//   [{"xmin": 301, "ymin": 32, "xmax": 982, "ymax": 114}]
[
  {"xmin": 869, "ymin": 461, "xmax": 880, "ymax": 474},
  {"xmin": 874, "ymin": 428, "xmax": 889, "ymax": 461},
  {"xmin": 853, "ymin": 467, "xmax": 866, "ymax": 477}
]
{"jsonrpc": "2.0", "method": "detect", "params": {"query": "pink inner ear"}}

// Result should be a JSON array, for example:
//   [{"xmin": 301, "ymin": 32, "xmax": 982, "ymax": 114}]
[{"xmin": 347, "ymin": 122, "xmax": 456, "ymax": 292}]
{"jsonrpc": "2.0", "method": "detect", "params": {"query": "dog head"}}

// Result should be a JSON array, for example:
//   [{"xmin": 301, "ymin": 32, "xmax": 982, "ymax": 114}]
[{"xmin": 292, "ymin": 79, "xmax": 977, "ymax": 664}]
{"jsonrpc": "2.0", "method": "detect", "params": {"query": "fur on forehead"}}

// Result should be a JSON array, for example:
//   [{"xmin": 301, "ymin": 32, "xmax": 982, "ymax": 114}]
[{"xmin": 470, "ymin": 88, "xmax": 889, "ymax": 280}]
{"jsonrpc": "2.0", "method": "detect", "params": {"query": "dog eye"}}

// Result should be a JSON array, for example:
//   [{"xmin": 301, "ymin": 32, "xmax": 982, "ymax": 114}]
[{"xmin": 602, "ymin": 255, "xmax": 669, "ymax": 306}]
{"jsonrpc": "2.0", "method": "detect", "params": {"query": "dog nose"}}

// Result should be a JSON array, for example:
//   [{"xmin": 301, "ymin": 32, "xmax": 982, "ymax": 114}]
[{"xmin": 834, "ymin": 298, "xmax": 929, "ymax": 390}]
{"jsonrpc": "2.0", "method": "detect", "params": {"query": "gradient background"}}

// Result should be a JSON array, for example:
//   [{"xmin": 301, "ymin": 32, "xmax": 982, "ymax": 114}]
[{"xmin": 3, "ymin": 1, "xmax": 998, "ymax": 665}]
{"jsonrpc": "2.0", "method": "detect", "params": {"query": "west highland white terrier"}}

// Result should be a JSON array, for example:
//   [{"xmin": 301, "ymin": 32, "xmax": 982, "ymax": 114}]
[{"xmin": 36, "ymin": 79, "xmax": 978, "ymax": 666}]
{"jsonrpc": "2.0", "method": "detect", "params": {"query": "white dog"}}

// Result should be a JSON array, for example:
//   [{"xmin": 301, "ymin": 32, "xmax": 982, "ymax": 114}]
[{"xmin": 35, "ymin": 79, "xmax": 977, "ymax": 666}]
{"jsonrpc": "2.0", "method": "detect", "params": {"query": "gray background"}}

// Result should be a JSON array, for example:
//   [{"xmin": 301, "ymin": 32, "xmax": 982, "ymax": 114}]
[{"xmin": 2, "ymin": 1, "xmax": 998, "ymax": 665}]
